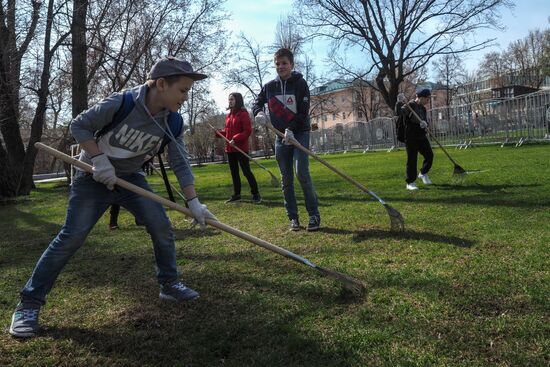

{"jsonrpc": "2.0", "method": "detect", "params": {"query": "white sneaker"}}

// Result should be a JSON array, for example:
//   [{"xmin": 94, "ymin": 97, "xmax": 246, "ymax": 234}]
[
  {"xmin": 418, "ymin": 173, "xmax": 432, "ymax": 185},
  {"xmin": 406, "ymin": 182, "xmax": 419, "ymax": 191}
]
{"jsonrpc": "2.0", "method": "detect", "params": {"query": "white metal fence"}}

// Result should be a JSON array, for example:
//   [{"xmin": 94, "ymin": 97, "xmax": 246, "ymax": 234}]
[{"xmin": 309, "ymin": 90, "xmax": 550, "ymax": 152}]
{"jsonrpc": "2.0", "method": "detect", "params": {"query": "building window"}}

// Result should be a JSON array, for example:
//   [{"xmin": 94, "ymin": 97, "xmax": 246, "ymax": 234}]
[
  {"xmin": 358, "ymin": 111, "xmax": 363, "ymax": 119},
  {"xmin": 332, "ymin": 113, "xmax": 337, "ymax": 120},
  {"xmin": 323, "ymin": 115, "xmax": 328, "ymax": 122}
]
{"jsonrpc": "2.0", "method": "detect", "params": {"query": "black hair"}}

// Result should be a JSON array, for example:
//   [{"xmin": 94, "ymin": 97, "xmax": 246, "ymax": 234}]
[{"xmin": 228, "ymin": 92, "xmax": 244, "ymax": 111}]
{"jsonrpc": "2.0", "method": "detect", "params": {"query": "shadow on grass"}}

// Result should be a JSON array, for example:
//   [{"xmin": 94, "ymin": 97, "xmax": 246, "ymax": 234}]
[
  {"xmin": 385, "ymin": 192, "xmax": 549, "ymax": 209},
  {"xmin": 10, "ymin": 241, "xmax": 360, "ymax": 366},
  {"xmin": 0, "ymin": 208, "xmax": 63, "ymax": 268},
  {"xmin": 353, "ymin": 228, "xmax": 474, "ymax": 248},
  {"xmin": 432, "ymin": 183, "xmax": 541, "ymax": 193},
  {"xmin": 40, "ymin": 298, "xmax": 355, "ymax": 367}
]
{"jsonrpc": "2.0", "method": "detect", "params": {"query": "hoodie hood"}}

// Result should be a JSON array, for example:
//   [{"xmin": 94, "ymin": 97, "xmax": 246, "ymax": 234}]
[
  {"xmin": 131, "ymin": 84, "xmax": 170, "ymax": 119},
  {"xmin": 276, "ymin": 70, "xmax": 303, "ymax": 83}
]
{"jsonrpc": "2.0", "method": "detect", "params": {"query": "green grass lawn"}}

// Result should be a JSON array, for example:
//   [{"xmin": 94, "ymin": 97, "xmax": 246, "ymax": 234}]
[{"xmin": 1, "ymin": 144, "xmax": 549, "ymax": 366}]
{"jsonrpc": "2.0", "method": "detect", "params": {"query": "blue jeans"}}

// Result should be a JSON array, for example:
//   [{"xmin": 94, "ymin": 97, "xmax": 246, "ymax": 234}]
[
  {"xmin": 275, "ymin": 131, "xmax": 319, "ymax": 221},
  {"xmin": 20, "ymin": 171, "xmax": 178, "ymax": 305}
]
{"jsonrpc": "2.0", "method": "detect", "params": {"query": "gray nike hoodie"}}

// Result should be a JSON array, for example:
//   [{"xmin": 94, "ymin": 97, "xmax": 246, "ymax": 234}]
[{"xmin": 70, "ymin": 84, "xmax": 194, "ymax": 188}]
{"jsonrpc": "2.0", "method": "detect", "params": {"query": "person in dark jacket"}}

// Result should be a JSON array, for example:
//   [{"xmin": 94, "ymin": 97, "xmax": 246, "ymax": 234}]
[
  {"xmin": 217, "ymin": 92, "xmax": 261, "ymax": 203},
  {"xmin": 401, "ymin": 88, "xmax": 434, "ymax": 190},
  {"xmin": 252, "ymin": 48, "xmax": 320, "ymax": 231}
]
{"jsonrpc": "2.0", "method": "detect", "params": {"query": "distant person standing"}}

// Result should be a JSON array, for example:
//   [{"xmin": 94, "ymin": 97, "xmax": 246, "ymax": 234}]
[
  {"xmin": 401, "ymin": 88, "xmax": 434, "ymax": 191},
  {"xmin": 216, "ymin": 92, "xmax": 261, "ymax": 204}
]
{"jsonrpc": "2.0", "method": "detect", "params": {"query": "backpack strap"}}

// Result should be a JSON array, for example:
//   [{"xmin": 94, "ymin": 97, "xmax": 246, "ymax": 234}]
[
  {"xmin": 158, "ymin": 112, "xmax": 184, "ymax": 153},
  {"xmin": 95, "ymin": 91, "xmax": 135, "ymax": 138},
  {"xmin": 95, "ymin": 89, "xmax": 183, "ymax": 153}
]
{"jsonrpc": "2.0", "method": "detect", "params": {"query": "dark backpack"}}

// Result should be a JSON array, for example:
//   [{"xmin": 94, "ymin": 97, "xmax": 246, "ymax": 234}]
[
  {"xmin": 395, "ymin": 103, "xmax": 406, "ymax": 143},
  {"xmin": 96, "ymin": 90, "xmax": 183, "ymax": 153}
]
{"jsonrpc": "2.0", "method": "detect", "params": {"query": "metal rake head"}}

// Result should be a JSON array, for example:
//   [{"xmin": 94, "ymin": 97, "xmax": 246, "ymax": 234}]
[
  {"xmin": 452, "ymin": 165, "xmax": 468, "ymax": 184},
  {"xmin": 270, "ymin": 173, "xmax": 279, "ymax": 187},
  {"xmin": 453, "ymin": 164, "xmax": 467, "ymax": 175},
  {"xmin": 317, "ymin": 266, "xmax": 366, "ymax": 297},
  {"xmin": 384, "ymin": 204, "xmax": 405, "ymax": 232}
]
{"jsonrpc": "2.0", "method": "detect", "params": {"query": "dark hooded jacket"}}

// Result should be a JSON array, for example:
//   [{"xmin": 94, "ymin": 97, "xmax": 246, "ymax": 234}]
[
  {"xmin": 401, "ymin": 100, "xmax": 429, "ymax": 141},
  {"xmin": 252, "ymin": 71, "xmax": 310, "ymax": 133}
]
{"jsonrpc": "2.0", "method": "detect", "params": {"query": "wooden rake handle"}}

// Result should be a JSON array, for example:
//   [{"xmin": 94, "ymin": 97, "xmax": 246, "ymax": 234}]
[
  {"xmin": 208, "ymin": 123, "xmax": 275, "ymax": 173},
  {"xmin": 209, "ymin": 123, "xmax": 255, "ymax": 161},
  {"xmin": 34, "ymin": 142, "xmax": 313, "ymax": 266},
  {"xmin": 264, "ymin": 124, "xmax": 385, "ymax": 202},
  {"xmin": 403, "ymin": 103, "xmax": 459, "ymax": 165}
]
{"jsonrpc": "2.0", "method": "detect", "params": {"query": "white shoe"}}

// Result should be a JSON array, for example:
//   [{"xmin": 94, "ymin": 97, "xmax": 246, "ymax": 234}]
[
  {"xmin": 406, "ymin": 182, "xmax": 419, "ymax": 191},
  {"xmin": 418, "ymin": 173, "xmax": 432, "ymax": 185}
]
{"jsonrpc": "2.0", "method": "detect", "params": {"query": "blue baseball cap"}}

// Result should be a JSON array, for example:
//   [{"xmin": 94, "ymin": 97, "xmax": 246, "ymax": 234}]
[{"xmin": 416, "ymin": 88, "xmax": 431, "ymax": 98}]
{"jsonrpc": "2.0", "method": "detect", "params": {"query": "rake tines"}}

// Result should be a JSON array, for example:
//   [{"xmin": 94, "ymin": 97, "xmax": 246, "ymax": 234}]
[
  {"xmin": 264, "ymin": 123, "xmax": 404, "ymax": 232},
  {"xmin": 315, "ymin": 266, "xmax": 366, "ymax": 296},
  {"xmin": 384, "ymin": 203, "xmax": 405, "ymax": 232},
  {"xmin": 268, "ymin": 171, "xmax": 279, "ymax": 187}
]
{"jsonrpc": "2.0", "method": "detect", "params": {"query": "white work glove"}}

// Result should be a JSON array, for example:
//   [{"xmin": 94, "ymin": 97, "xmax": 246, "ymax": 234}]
[
  {"xmin": 91, "ymin": 153, "xmax": 117, "ymax": 190},
  {"xmin": 283, "ymin": 128, "xmax": 295, "ymax": 145},
  {"xmin": 254, "ymin": 112, "xmax": 267, "ymax": 126},
  {"xmin": 419, "ymin": 120, "xmax": 428, "ymax": 129},
  {"xmin": 187, "ymin": 197, "xmax": 217, "ymax": 230}
]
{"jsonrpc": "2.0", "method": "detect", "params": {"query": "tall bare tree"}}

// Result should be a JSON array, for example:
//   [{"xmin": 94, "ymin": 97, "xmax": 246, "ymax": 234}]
[
  {"xmin": 273, "ymin": 14, "xmax": 305, "ymax": 55},
  {"xmin": 504, "ymin": 28, "xmax": 547, "ymax": 88},
  {"xmin": 0, "ymin": 0, "xmax": 41, "ymax": 197},
  {"xmin": 17, "ymin": 0, "xmax": 72, "ymax": 195},
  {"xmin": 432, "ymin": 53, "xmax": 465, "ymax": 106},
  {"xmin": 479, "ymin": 50, "xmax": 508, "ymax": 87},
  {"xmin": 295, "ymin": 0, "xmax": 512, "ymax": 110},
  {"xmin": 224, "ymin": 33, "xmax": 271, "ymax": 102}
]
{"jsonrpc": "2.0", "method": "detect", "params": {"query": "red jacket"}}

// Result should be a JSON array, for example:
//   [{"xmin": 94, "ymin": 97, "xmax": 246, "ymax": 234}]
[{"xmin": 217, "ymin": 108, "xmax": 252, "ymax": 153}]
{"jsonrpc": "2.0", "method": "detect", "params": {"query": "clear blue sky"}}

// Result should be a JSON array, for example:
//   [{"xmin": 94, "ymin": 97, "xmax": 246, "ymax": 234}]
[{"xmin": 209, "ymin": 0, "xmax": 549, "ymax": 110}]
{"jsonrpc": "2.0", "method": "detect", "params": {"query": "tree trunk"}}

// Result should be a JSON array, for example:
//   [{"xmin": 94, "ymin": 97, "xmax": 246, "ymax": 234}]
[
  {"xmin": 17, "ymin": 0, "xmax": 57, "ymax": 195},
  {"xmin": 72, "ymin": 0, "xmax": 88, "ymax": 118},
  {"xmin": 0, "ymin": 0, "xmax": 42, "ymax": 198}
]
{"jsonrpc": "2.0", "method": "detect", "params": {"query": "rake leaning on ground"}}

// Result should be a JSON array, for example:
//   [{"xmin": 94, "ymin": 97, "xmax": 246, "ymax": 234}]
[
  {"xmin": 35, "ymin": 142, "xmax": 365, "ymax": 297},
  {"xmin": 263, "ymin": 123, "xmax": 405, "ymax": 232},
  {"xmin": 404, "ymin": 102, "xmax": 467, "ymax": 180},
  {"xmin": 208, "ymin": 123, "xmax": 279, "ymax": 187}
]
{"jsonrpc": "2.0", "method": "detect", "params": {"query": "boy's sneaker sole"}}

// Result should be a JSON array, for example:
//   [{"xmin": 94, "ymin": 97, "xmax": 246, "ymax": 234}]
[
  {"xmin": 9, "ymin": 306, "xmax": 40, "ymax": 338},
  {"xmin": 9, "ymin": 325, "xmax": 37, "ymax": 338},
  {"xmin": 159, "ymin": 292, "xmax": 200, "ymax": 302}
]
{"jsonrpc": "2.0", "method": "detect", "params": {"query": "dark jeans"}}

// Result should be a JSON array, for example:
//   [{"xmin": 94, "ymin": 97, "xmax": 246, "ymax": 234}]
[
  {"xmin": 275, "ymin": 131, "xmax": 319, "ymax": 220},
  {"xmin": 20, "ymin": 172, "xmax": 179, "ymax": 305},
  {"xmin": 405, "ymin": 137, "xmax": 434, "ymax": 183},
  {"xmin": 227, "ymin": 152, "xmax": 259, "ymax": 196}
]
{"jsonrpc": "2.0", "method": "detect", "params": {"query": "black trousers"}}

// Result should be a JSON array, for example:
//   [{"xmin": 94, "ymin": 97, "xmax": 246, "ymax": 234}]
[
  {"xmin": 109, "ymin": 204, "xmax": 120, "ymax": 226},
  {"xmin": 405, "ymin": 137, "xmax": 434, "ymax": 183},
  {"xmin": 227, "ymin": 152, "xmax": 259, "ymax": 196},
  {"xmin": 109, "ymin": 204, "xmax": 143, "ymax": 226}
]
